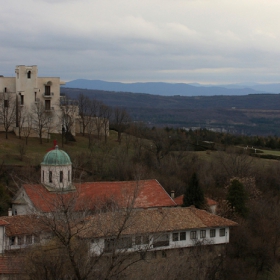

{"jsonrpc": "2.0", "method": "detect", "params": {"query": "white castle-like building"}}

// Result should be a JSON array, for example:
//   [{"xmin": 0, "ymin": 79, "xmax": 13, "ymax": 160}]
[
  {"xmin": 0, "ymin": 65, "xmax": 67, "ymax": 136},
  {"xmin": 0, "ymin": 65, "xmax": 109, "ymax": 139}
]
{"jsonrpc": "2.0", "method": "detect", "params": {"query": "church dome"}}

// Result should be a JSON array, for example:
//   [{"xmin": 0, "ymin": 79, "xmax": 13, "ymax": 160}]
[{"xmin": 41, "ymin": 146, "xmax": 71, "ymax": 166}]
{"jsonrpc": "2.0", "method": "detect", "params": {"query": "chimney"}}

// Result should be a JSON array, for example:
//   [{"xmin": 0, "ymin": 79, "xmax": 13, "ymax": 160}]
[
  {"xmin": 8, "ymin": 208, "xmax": 12, "ymax": 217},
  {"xmin": 171, "ymin": 190, "xmax": 175, "ymax": 199}
]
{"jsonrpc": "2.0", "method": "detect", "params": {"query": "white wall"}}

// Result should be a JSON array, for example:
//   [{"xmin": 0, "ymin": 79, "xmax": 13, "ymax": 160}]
[
  {"xmin": 90, "ymin": 227, "xmax": 230, "ymax": 256},
  {"xmin": 0, "ymin": 226, "xmax": 5, "ymax": 254}
]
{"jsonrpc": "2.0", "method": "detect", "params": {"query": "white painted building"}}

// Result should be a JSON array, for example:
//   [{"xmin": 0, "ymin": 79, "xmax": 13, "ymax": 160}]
[
  {"xmin": 0, "ymin": 65, "xmax": 78, "ymax": 137},
  {"xmin": 5, "ymin": 148, "xmax": 237, "ymax": 257},
  {"xmin": 82, "ymin": 207, "xmax": 236, "ymax": 256}
]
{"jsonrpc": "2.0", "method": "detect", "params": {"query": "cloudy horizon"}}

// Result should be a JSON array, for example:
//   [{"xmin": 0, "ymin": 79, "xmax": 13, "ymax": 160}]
[{"xmin": 1, "ymin": 0, "xmax": 280, "ymax": 84}]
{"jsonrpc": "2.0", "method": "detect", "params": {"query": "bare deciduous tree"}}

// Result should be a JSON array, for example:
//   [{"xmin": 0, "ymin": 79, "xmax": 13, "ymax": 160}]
[
  {"xmin": 112, "ymin": 107, "xmax": 130, "ymax": 144},
  {"xmin": 31, "ymin": 101, "xmax": 53, "ymax": 144},
  {"xmin": 0, "ymin": 92, "xmax": 17, "ymax": 139}
]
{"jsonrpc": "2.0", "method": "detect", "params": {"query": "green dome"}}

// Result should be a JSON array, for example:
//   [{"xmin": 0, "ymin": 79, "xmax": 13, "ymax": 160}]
[{"xmin": 41, "ymin": 146, "xmax": 71, "ymax": 166}]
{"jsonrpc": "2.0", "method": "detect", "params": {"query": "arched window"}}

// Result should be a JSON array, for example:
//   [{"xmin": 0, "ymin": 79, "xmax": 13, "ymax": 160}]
[
  {"xmin": 60, "ymin": 171, "xmax": 63, "ymax": 183},
  {"xmin": 49, "ymin": 171, "xmax": 52, "ymax": 183},
  {"xmin": 27, "ymin": 71, "xmax": 31, "ymax": 79}
]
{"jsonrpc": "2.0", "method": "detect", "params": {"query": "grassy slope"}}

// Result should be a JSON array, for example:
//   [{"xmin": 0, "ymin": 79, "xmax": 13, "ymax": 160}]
[{"xmin": 0, "ymin": 131, "xmax": 121, "ymax": 166}]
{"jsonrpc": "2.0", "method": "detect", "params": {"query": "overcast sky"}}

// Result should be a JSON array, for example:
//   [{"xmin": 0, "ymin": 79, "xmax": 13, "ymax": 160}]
[{"xmin": 1, "ymin": 0, "xmax": 280, "ymax": 84}]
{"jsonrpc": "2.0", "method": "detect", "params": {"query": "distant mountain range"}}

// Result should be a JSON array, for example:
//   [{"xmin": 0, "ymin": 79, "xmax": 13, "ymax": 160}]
[{"xmin": 64, "ymin": 79, "xmax": 280, "ymax": 96}]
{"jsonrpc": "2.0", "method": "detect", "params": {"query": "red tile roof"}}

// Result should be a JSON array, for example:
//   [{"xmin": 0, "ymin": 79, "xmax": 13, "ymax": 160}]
[
  {"xmin": 80, "ymin": 207, "xmax": 237, "ymax": 238},
  {"xmin": 0, "ymin": 220, "xmax": 9, "ymax": 226},
  {"xmin": 0, "ymin": 215, "xmax": 47, "ymax": 236},
  {"xmin": 173, "ymin": 195, "xmax": 217, "ymax": 207},
  {"xmin": 22, "ymin": 179, "xmax": 176, "ymax": 213}
]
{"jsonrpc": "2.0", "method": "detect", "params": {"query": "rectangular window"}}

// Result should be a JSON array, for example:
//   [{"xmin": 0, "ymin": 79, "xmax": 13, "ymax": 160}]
[
  {"xmin": 60, "ymin": 171, "xmax": 63, "ymax": 183},
  {"xmin": 210, "ymin": 229, "xmax": 216, "ymax": 238},
  {"xmin": 26, "ymin": 235, "xmax": 32, "ymax": 244},
  {"xmin": 135, "ymin": 236, "xmax": 142, "ymax": 245},
  {"xmin": 20, "ymin": 95, "xmax": 24, "ymax": 105},
  {"xmin": 49, "ymin": 171, "xmax": 52, "ymax": 183},
  {"xmin": 10, "ymin": 237, "xmax": 15, "ymax": 245},
  {"xmin": 45, "ymin": 85, "xmax": 51, "ymax": 96},
  {"xmin": 180, "ymin": 232, "xmax": 186, "ymax": 240},
  {"xmin": 200, "ymin": 230, "xmax": 206, "ymax": 238},
  {"xmin": 116, "ymin": 237, "xmax": 132, "ymax": 249},
  {"xmin": 173, "ymin": 232, "xmax": 186, "ymax": 241},
  {"xmin": 4, "ymin": 100, "xmax": 8, "ymax": 108},
  {"xmin": 143, "ymin": 235, "xmax": 149, "ymax": 244},
  {"xmin": 153, "ymin": 234, "xmax": 169, "ymax": 248},
  {"xmin": 172, "ymin": 232, "xmax": 179, "ymax": 241},
  {"xmin": 68, "ymin": 170, "xmax": 70, "ymax": 182},
  {"xmin": 105, "ymin": 239, "xmax": 115, "ymax": 252},
  {"xmin": 220, "ymin": 228, "xmax": 226, "ymax": 237},
  {"xmin": 42, "ymin": 171, "xmax": 44, "ymax": 182},
  {"xmin": 135, "ymin": 235, "xmax": 149, "ymax": 245},
  {"xmin": 45, "ymin": 100, "xmax": 51, "ymax": 110},
  {"xmin": 18, "ymin": 236, "xmax": 23, "ymax": 245},
  {"xmin": 190, "ymin": 231, "xmax": 197, "ymax": 239}
]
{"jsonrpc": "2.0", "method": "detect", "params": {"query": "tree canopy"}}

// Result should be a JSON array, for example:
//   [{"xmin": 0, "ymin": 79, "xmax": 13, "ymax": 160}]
[
  {"xmin": 227, "ymin": 179, "xmax": 248, "ymax": 217},
  {"xmin": 183, "ymin": 172, "xmax": 205, "ymax": 209}
]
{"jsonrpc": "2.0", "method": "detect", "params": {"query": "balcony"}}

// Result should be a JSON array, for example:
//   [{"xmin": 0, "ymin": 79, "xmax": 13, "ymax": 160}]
[
  {"xmin": 45, "ymin": 107, "xmax": 54, "ymax": 112},
  {"xmin": 42, "ymin": 92, "xmax": 54, "ymax": 99}
]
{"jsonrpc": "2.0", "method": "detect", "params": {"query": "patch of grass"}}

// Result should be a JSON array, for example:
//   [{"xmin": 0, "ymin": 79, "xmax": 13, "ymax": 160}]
[{"xmin": 0, "ymin": 131, "xmax": 121, "ymax": 166}]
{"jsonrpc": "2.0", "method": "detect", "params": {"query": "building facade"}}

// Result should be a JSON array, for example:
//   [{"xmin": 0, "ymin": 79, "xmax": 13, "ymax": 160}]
[{"xmin": 0, "ymin": 65, "xmax": 76, "ymax": 138}]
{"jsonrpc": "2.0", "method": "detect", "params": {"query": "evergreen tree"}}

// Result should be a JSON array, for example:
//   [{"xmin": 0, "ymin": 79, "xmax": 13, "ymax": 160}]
[
  {"xmin": 183, "ymin": 173, "xmax": 205, "ymax": 209},
  {"xmin": 227, "ymin": 179, "xmax": 248, "ymax": 217}
]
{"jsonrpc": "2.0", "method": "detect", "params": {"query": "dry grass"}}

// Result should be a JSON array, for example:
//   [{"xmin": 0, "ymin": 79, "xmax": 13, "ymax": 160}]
[{"xmin": 0, "ymin": 131, "xmax": 120, "ymax": 166}]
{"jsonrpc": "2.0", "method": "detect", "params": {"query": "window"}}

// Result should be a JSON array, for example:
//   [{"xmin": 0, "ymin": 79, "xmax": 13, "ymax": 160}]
[
  {"xmin": 34, "ymin": 235, "xmax": 40, "ymax": 243},
  {"xmin": 18, "ymin": 236, "xmax": 23, "ymax": 245},
  {"xmin": 26, "ymin": 235, "xmax": 32, "ymax": 244},
  {"xmin": 190, "ymin": 231, "xmax": 197, "ymax": 239},
  {"xmin": 210, "ymin": 229, "xmax": 216, "ymax": 238},
  {"xmin": 27, "ymin": 71, "xmax": 31, "ymax": 79},
  {"xmin": 49, "ymin": 171, "xmax": 52, "ymax": 183},
  {"xmin": 4, "ymin": 100, "xmax": 8, "ymax": 108},
  {"xmin": 45, "ymin": 100, "xmax": 51, "ymax": 110},
  {"xmin": 20, "ymin": 95, "xmax": 24, "ymax": 105},
  {"xmin": 153, "ymin": 234, "xmax": 169, "ymax": 248},
  {"xmin": 135, "ymin": 235, "xmax": 149, "ymax": 245},
  {"xmin": 117, "ymin": 237, "xmax": 132, "ymax": 249},
  {"xmin": 135, "ymin": 236, "xmax": 141, "ymax": 245},
  {"xmin": 104, "ymin": 237, "xmax": 132, "ymax": 252},
  {"xmin": 219, "ymin": 228, "xmax": 226, "ymax": 237},
  {"xmin": 180, "ymin": 232, "xmax": 186, "ymax": 241},
  {"xmin": 172, "ymin": 233, "xmax": 179, "ymax": 241},
  {"xmin": 45, "ymin": 85, "xmax": 51, "ymax": 96},
  {"xmin": 173, "ymin": 232, "xmax": 186, "ymax": 241},
  {"xmin": 68, "ymin": 170, "xmax": 70, "ymax": 181},
  {"xmin": 10, "ymin": 237, "xmax": 15, "ymax": 245},
  {"xmin": 200, "ymin": 230, "xmax": 206, "ymax": 239},
  {"xmin": 42, "ymin": 171, "xmax": 44, "ymax": 182},
  {"xmin": 4, "ymin": 87, "xmax": 7, "ymax": 93},
  {"xmin": 60, "ymin": 171, "xmax": 63, "ymax": 183}
]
